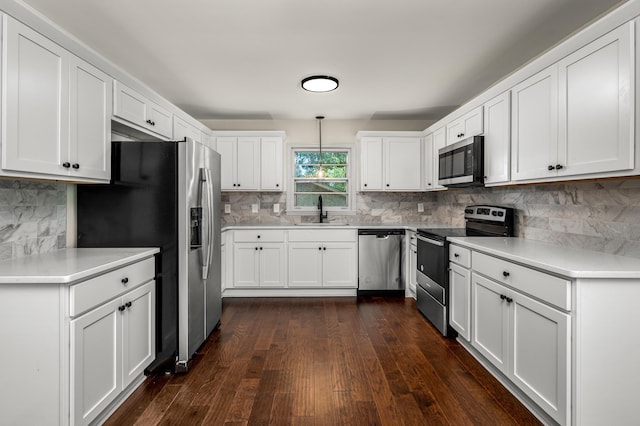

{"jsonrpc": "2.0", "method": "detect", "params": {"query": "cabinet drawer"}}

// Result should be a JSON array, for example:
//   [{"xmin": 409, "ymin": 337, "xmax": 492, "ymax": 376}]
[
  {"xmin": 449, "ymin": 245, "xmax": 471, "ymax": 268},
  {"xmin": 70, "ymin": 257, "xmax": 155, "ymax": 317},
  {"xmin": 234, "ymin": 229, "xmax": 285, "ymax": 243},
  {"xmin": 473, "ymin": 252, "xmax": 571, "ymax": 310},
  {"xmin": 288, "ymin": 229, "xmax": 357, "ymax": 242},
  {"xmin": 472, "ymin": 252, "xmax": 571, "ymax": 311}
]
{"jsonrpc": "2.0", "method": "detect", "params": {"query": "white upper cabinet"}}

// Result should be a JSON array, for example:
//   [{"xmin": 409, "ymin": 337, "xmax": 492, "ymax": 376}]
[
  {"xmin": 2, "ymin": 15, "xmax": 111, "ymax": 182},
  {"xmin": 358, "ymin": 133, "xmax": 422, "ymax": 191},
  {"xmin": 431, "ymin": 127, "xmax": 447, "ymax": 190},
  {"xmin": 360, "ymin": 137, "xmax": 384, "ymax": 190},
  {"xmin": 483, "ymin": 91, "xmax": 511, "ymax": 185},
  {"xmin": 113, "ymin": 81, "xmax": 172, "ymax": 139},
  {"xmin": 511, "ymin": 64, "xmax": 559, "ymax": 181},
  {"xmin": 260, "ymin": 136, "xmax": 284, "ymax": 191},
  {"xmin": 446, "ymin": 106, "xmax": 484, "ymax": 145},
  {"xmin": 173, "ymin": 116, "xmax": 202, "ymax": 142},
  {"xmin": 557, "ymin": 22, "xmax": 634, "ymax": 177},
  {"xmin": 512, "ymin": 22, "xmax": 634, "ymax": 182},
  {"xmin": 214, "ymin": 133, "xmax": 285, "ymax": 191}
]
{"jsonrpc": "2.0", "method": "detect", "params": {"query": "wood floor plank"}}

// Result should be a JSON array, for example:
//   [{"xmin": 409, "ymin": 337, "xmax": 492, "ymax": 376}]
[{"xmin": 106, "ymin": 297, "xmax": 541, "ymax": 426}]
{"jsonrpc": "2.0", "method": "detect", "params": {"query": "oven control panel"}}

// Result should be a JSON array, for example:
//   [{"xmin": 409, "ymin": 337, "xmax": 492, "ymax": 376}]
[{"xmin": 464, "ymin": 205, "xmax": 511, "ymax": 223}]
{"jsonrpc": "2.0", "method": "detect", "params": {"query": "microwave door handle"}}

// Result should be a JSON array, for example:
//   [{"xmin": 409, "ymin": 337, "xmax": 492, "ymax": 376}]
[
  {"xmin": 416, "ymin": 235, "xmax": 445, "ymax": 247},
  {"xmin": 200, "ymin": 168, "xmax": 210, "ymax": 280}
]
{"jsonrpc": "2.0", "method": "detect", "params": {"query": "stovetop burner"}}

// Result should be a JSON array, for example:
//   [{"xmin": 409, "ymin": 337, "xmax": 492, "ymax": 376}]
[{"xmin": 417, "ymin": 205, "xmax": 516, "ymax": 240}]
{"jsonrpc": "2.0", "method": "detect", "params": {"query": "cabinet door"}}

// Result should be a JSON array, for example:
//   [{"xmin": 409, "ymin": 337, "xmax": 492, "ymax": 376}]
[
  {"xmin": 113, "ymin": 81, "xmax": 147, "ymax": 127},
  {"xmin": 71, "ymin": 298, "xmax": 122, "ymax": 426},
  {"xmin": 423, "ymin": 133, "xmax": 435, "ymax": 190},
  {"xmin": 471, "ymin": 273, "xmax": 509, "ymax": 375},
  {"xmin": 432, "ymin": 127, "xmax": 447, "ymax": 190},
  {"xmin": 360, "ymin": 137, "xmax": 383, "ymax": 190},
  {"xmin": 385, "ymin": 137, "xmax": 421, "ymax": 190},
  {"xmin": 483, "ymin": 92, "xmax": 511, "ymax": 184},
  {"xmin": 2, "ymin": 15, "xmax": 69, "ymax": 176},
  {"xmin": 122, "ymin": 281, "xmax": 155, "ymax": 388},
  {"xmin": 446, "ymin": 107, "xmax": 484, "ymax": 144},
  {"xmin": 217, "ymin": 137, "xmax": 236, "ymax": 190},
  {"xmin": 236, "ymin": 137, "xmax": 260, "ymax": 190},
  {"xmin": 233, "ymin": 244, "xmax": 260, "ymax": 287},
  {"xmin": 510, "ymin": 291, "xmax": 570, "ymax": 426},
  {"xmin": 173, "ymin": 116, "xmax": 190, "ymax": 141},
  {"xmin": 259, "ymin": 243, "xmax": 286, "ymax": 287},
  {"xmin": 511, "ymin": 64, "xmax": 559, "ymax": 181},
  {"xmin": 557, "ymin": 22, "xmax": 634, "ymax": 177},
  {"xmin": 260, "ymin": 137, "xmax": 283, "ymax": 191},
  {"xmin": 322, "ymin": 243, "xmax": 357, "ymax": 287},
  {"xmin": 147, "ymin": 101, "xmax": 173, "ymax": 138},
  {"xmin": 409, "ymin": 244, "xmax": 417, "ymax": 297},
  {"xmin": 446, "ymin": 120, "xmax": 464, "ymax": 145},
  {"xmin": 449, "ymin": 263, "xmax": 471, "ymax": 341},
  {"xmin": 69, "ymin": 56, "xmax": 112, "ymax": 181},
  {"xmin": 288, "ymin": 243, "xmax": 323, "ymax": 287}
]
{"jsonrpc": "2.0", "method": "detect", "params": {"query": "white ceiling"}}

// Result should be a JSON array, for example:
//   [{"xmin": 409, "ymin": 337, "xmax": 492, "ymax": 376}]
[{"xmin": 23, "ymin": 0, "xmax": 626, "ymax": 121}]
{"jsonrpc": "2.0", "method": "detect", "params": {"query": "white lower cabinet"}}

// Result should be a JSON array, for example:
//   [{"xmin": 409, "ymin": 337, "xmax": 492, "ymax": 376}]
[
  {"xmin": 71, "ymin": 272, "xmax": 155, "ymax": 426},
  {"xmin": 233, "ymin": 243, "xmax": 286, "ymax": 287},
  {"xmin": 449, "ymin": 262, "xmax": 471, "ymax": 341},
  {"xmin": 287, "ymin": 242, "xmax": 357, "ymax": 288},
  {"xmin": 471, "ymin": 269, "xmax": 570, "ymax": 426}
]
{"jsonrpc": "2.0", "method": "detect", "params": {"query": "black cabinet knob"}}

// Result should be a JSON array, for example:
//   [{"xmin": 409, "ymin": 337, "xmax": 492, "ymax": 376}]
[
  {"xmin": 62, "ymin": 162, "xmax": 71, "ymax": 168},
  {"xmin": 237, "ymin": 184, "xmax": 241, "ymax": 187},
  {"xmin": 257, "ymin": 235, "xmax": 261, "ymax": 239},
  {"xmin": 548, "ymin": 165, "xmax": 556, "ymax": 171},
  {"xmin": 556, "ymin": 164, "xmax": 564, "ymax": 170},
  {"xmin": 506, "ymin": 297, "xmax": 513, "ymax": 303},
  {"xmin": 255, "ymin": 247, "xmax": 258, "ymax": 250},
  {"xmin": 276, "ymin": 184, "xmax": 279, "ymax": 187},
  {"xmin": 503, "ymin": 271, "xmax": 510, "ymax": 277},
  {"xmin": 72, "ymin": 163, "xmax": 79, "ymax": 169},
  {"xmin": 259, "ymin": 247, "xmax": 263, "ymax": 250},
  {"xmin": 323, "ymin": 247, "xmax": 327, "ymax": 251},
  {"xmin": 118, "ymin": 305, "xmax": 126, "ymax": 312},
  {"xmin": 454, "ymin": 253, "xmax": 459, "ymax": 258},
  {"xmin": 428, "ymin": 183, "xmax": 432, "ymax": 186},
  {"xmin": 121, "ymin": 277, "xmax": 129, "ymax": 284},
  {"xmin": 500, "ymin": 294, "xmax": 506, "ymax": 300},
  {"xmin": 125, "ymin": 301, "xmax": 132, "ymax": 308},
  {"xmin": 386, "ymin": 184, "xmax": 390, "ymax": 187},
  {"xmin": 364, "ymin": 184, "xmax": 367, "ymax": 187},
  {"xmin": 318, "ymin": 247, "xmax": 322, "ymax": 250}
]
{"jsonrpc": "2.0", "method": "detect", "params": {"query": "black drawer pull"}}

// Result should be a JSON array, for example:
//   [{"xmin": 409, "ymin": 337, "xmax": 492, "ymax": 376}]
[
  {"xmin": 502, "ymin": 271, "xmax": 510, "ymax": 278},
  {"xmin": 121, "ymin": 277, "xmax": 129, "ymax": 284}
]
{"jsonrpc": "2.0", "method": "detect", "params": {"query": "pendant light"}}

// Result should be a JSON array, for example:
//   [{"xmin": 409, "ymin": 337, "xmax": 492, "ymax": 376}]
[{"xmin": 316, "ymin": 116, "xmax": 325, "ymax": 178}]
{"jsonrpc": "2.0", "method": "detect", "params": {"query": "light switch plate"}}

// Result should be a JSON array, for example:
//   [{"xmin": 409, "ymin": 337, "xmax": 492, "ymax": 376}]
[
  {"xmin": 251, "ymin": 204, "xmax": 259, "ymax": 213},
  {"xmin": 418, "ymin": 203, "xmax": 424, "ymax": 213},
  {"xmin": 273, "ymin": 203, "xmax": 280, "ymax": 213},
  {"xmin": 224, "ymin": 204, "xmax": 231, "ymax": 214}
]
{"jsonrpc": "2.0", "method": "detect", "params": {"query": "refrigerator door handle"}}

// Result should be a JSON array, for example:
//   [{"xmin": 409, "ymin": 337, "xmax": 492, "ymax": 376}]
[
  {"xmin": 205, "ymin": 167, "xmax": 214, "ymax": 279},
  {"xmin": 200, "ymin": 168, "xmax": 210, "ymax": 279}
]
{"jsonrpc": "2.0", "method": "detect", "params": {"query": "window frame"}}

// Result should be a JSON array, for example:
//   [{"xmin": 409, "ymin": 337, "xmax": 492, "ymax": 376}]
[{"xmin": 287, "ymin": 146, "xmax": 355, "ymax": 215}]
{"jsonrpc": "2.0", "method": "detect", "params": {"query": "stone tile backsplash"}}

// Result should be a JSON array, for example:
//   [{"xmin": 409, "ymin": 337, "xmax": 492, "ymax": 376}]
[
  {"xmin": 0, "ymin": 179, "xmax": 67, "ymax": 261},
  {"xmin": 222, "ymin": 178, "xmax": 640, "ymax": 259}
]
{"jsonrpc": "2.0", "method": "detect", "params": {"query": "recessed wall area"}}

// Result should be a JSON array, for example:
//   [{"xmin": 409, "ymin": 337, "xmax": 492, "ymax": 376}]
[
  {"xmin": 222, "ymin": 178, "xmax": 640, "ymax": 259},
  {"xmin": 0, "ymin": 179, "xmax": 67, "ymax": 261}
]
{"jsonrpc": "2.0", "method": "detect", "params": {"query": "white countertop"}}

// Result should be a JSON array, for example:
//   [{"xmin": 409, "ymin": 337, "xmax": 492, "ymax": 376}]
[
  {"xmin": 448, "ymin": 237, "xmax": 640, "ymax": 279},
  {"xmin": 0, "ymin": 247, "xmax": 159, "ymax": 284}
]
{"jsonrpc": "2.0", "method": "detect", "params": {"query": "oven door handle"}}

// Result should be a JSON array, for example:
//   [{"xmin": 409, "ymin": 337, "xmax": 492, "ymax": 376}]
[{"xmin": 417, "ymin": 235, "xmax": 445, "ymax": 247}]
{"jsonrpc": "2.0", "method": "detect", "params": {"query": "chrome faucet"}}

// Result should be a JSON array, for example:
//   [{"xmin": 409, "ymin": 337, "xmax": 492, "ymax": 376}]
[{"xmin": 317, "ymin": 195, "xmax": 328, "ymax": 223}]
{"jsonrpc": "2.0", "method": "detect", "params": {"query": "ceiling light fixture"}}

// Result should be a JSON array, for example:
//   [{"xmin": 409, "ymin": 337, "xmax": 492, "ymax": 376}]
[
  {"xmin": 302, "ymin": 75, "xmax": 339, "ymax": 92},
  {"xmin": 316, "ymin": 115, "xmax": 325, "ymax": 178}
]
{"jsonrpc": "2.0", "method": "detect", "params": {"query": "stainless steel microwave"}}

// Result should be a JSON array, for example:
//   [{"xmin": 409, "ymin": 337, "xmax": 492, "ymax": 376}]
[{"xmin": 438, "ymin": 136, "xmax": 484, "ymax": 187}]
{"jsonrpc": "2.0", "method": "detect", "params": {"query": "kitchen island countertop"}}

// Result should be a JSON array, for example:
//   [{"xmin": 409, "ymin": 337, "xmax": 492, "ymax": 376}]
[{"xmin": 0, "ymin": 247, "xmax": 159, "ymax": 284}]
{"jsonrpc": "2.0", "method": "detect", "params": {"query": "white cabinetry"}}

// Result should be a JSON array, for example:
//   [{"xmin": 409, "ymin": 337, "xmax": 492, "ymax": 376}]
[
  {"xmin": 0, "ymin": 249, "xmax": 157, "ymax": 426},
  {"xmin": 406, "ymin": 230, "xmax": 417, "ymax": 298},
  {"xmin": 512, "ymin": 23, "xmax": 634, "ymax": 182},
  {"xmin": 2, "ymin": 15, "xmax": 112, "ymax": 182},
  {"xmin": 214, "ymin": 132, "xmax": 285, "ymax": 191},
  {"xmin": 431, "ymin": 127, "xmax": 447, "ymax": 190},
  {"xmin": 232, "ymin": 230, "xmax": 285, "ymax": 288},
  {"xmin": 71, "ymin": 279, "xmax": 155, "ymax": 426},
  {"xmin": 449, "ymin": 245, "xmax": 471, "ymax": 341},
  {"xmin": 482, "ymin": 92, "xmax": 511, "ymax": 185},
  {"xmin": 470, "ymin": 251, "xmax": 570, "ymax": 425},
  {"xmin": 288, "ymin": 230, "xmax": 357, "ymax": 288},
  {"xmin": 446, "ymin": 106, "xmax": 484, "ymax": 144},
  {"xmin": 358, "ymin": 132, "xmax": 422, "ymax": 191},
  {"xmin": 113, "ymin": 81, "xmax": 173, "ymax": 139},
  {"xmin": 173, "ymin": 116, "xmax": 202, "ymax": 143}
]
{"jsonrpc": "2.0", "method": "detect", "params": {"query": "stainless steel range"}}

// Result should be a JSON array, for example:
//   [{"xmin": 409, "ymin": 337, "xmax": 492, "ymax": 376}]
[{"xmin": 416, "ymin": 205, "xmax": 515, "ymax": 336}]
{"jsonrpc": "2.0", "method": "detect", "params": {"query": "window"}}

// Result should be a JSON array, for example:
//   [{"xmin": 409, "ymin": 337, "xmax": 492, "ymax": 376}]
[{"xmin": 289, "ymin": 148, "xmax": 353, "ymax": 212}]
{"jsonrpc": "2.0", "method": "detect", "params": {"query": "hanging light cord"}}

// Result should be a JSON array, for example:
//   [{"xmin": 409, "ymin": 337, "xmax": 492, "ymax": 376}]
[{"xmin": 316, "ymin": 116, "xmax": 325, "ymax": 178}]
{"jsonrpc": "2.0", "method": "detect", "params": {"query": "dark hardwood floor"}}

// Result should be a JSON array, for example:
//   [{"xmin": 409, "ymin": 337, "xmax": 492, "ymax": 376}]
[{"xmin": 105, "ymin": 297, "xmax": 541, "ymax": 425}]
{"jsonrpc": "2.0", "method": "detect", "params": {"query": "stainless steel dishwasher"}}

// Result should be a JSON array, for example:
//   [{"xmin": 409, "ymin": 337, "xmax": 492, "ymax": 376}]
[{"xmin": 357, "ymin": 229, "xmax": 405, "ymax": 296}]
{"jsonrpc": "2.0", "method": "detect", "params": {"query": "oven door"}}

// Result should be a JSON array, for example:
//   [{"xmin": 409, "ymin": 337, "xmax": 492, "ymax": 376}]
[{"xmin": 416, "ymin": 235, "xmax": 446, "ymax": 304}]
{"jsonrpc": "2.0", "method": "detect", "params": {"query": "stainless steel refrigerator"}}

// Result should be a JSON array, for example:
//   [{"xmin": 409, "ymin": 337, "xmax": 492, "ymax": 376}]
[{"xmin": 77, "ymin": 138, "xmax": 221, "ymax": 373}]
